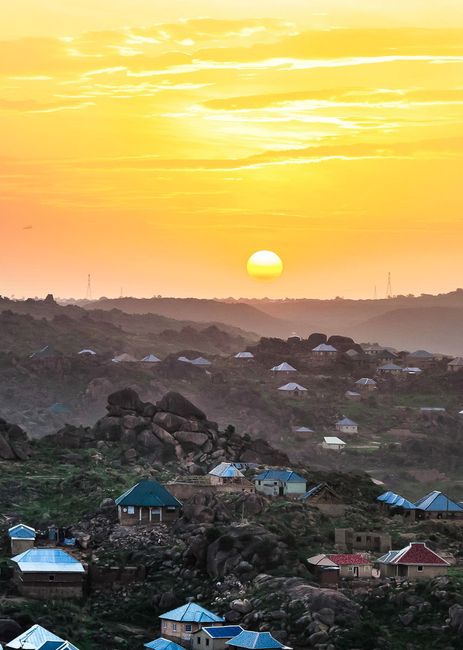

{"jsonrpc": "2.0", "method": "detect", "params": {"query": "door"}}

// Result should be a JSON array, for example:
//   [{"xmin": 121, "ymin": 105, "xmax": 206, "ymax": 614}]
[{"xmin": 353, "ymin": 566, "xmax": 359, "ymax": 577}]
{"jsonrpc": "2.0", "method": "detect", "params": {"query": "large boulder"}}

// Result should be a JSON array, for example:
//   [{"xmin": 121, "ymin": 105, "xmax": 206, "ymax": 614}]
[
  {"xmin": 174, "ymin": 430, "xmax": 209, "ymax": 448},
  {"xmin": 0, "ymin": 619, "xmax": 22, "ymax": 643},
  {"xmin": 154, "ymin": 411, "xmax": 189, "ymax": 433},
  {"xmin": 156, "ymin": 392, "xmax": 206, "ymax": 420},
  {"xmin": 107, "ymin": 388, "xmax": 147, "ymax": 414}
]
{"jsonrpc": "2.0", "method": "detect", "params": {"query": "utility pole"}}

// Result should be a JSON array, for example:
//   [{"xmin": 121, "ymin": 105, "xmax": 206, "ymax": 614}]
[{"xmin": 85, "ymin": 274, "xmax": 92, "ymax": 300}]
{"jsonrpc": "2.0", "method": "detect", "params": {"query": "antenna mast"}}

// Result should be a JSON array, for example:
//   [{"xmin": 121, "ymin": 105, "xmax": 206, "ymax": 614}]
[
  {"xmin": 386, "ymin": 272, "xmax": 392, "ymax": 299},
  {"xmin": 85, "ymin": 274, "xmax": 92, "ymax": 300}
]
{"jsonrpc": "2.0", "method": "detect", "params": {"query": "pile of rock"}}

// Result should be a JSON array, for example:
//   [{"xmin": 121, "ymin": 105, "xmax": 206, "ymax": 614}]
[
  {"xmin": 47, "ymin": 388, "xmax": 288, "ymax": 470},
  {"xmin": 0, "ymin": 418, "xmax": 31, "ymax": 460}
]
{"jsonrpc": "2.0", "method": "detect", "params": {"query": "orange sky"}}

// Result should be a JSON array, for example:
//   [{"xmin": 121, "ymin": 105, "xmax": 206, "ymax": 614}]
[{"xmin": 2, "ymin": 1, "xmax": 463, "ymax": 299}]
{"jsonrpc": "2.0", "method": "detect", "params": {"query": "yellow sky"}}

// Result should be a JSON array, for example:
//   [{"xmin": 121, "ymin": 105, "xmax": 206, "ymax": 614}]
[{"xmin": 1, "ymin": 1, "xmax": 463, "ymax": 299}]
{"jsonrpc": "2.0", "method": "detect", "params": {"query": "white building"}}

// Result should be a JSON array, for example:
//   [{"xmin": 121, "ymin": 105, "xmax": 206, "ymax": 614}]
[
  {"xmin": 323, "ymin": 436, "xmax": 346, "ymax": 451},
  {"xmin": 277, "ymin": 382, "xmax": 307, "ymax": 397},
  {"xmin": 336, "ymin": 417, "xmax": 358, "ymax": 434}
]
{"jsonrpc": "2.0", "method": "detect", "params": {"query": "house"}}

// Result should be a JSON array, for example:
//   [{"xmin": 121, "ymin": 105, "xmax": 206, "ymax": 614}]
[
  {"xmin": 406, "ymin": 350, "xmax": 435, "ymax": 368},
  {"xmin": 307, "ymin": 553, "xmax": 371, "ymax": 581},
  {"xmin": 375, "ymin": 349, "xmax": 400, "ymax": 365},
  {"xmin": 5, "ymin": 625, "xmax": 77, "ymax": 650},
  {"xmin": 226, "ymin": 631, "xmax": 288, "ymax": 650},
  {"xmin": 294, "ymin": 426, "xmax": 314, "ymax": 433},
  {"xmin": 326, "ymin": 553, "xmax": 372, "ymax": 578},
  {"xmin": 144, "ymin": 638, "xmax": 185, "ymax": 650},
  {"xmin": 112, "ymin": 353, "xmax": 137, "ymax": 363},
  {"xmin": 413, "ymin": 490, "xmax": 463, "ymax": 520},
  {"xmin": 270, "ymin": 362, "xmax": 297, "ymax": 373},
  {"xmin": 322, "ymin": 436, "xmax": 346, "ymax": 451},
  {"xmin": 336, "ymin": 417, "xmax": 358, "ymax": 434},
  {"xmin": 299, "ymin": 482, "xmax": 345, "ymax": 515},
  {"xmin": 306, "ymin": 554, "xmax": 340, "ymax": 587},
  {"xmin": 420, "ymin": 407, "xmax": 445, "ymax": 416},
  {"xmin": 376, "ymin": 363, "xmax": 402, "ymax": 376},
  {"xmin": 335, "ymin": 528, "xmax": 391, "ymax": 553},
  {"xmin": 377, "ymin": 542, "xmax": 449, "ymax": 580},
  {"xmin": 377, "ymin": 490, "xmax": 463, "ymax": 521},
  {"xmin": 115, "ymin": 480, "xmax": 182, "ymax": 526},
  {"xmin": 234, "ymin": 352, "xmax": 254, "ymax": 360},
  {"xmin": 208, "ymin": 463, "xmax": 254, "ymax": 492},
  {"xmin": 254, "ymin": 469, "xmax": 306, "ymax": 497},
  {"xmin": 277, "ymin": 382, "xmax": 307, "ymax": 397},
  {"xmin": 448, "ymin": 357, "xmax": 463, "ymax": 373},
  {"xmin": 192, "ymin": 626, "xmax": 244, "ymax": 650},
  {"xmin": 402, "ymin": 366, "xmax": 423, "ymax": 376},
  {"xmin": 312, "ymin": 343, "xmax": 338, "ymax": 358},
  {"xmin": 160, "ymin": 602, "xmax": 224, "ymax": 643},
  {"xmin": 355, "ymin": 378, "xmax": 377, "ymax": 392},
  {"xmin": 190, "ymin": 357, "xmax": 212, "ymax": 366},
  {"xmin": 8, "ymin": 523, "xmax": 36, "ymax": 555},
  {"xmin": 141, "ymin": 354, "xmax": 161, "ymax": 363},
  {"xmin": 345, "ymin": 390, "xmax": 361, "ymax": 401},
  {"xmin": 10, "ymin": 548, "xmax": 85, "ymax": 599}
]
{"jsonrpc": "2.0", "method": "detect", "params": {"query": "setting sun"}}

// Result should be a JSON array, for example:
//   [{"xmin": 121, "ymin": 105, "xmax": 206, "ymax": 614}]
[{"xmin": 247, "ymin": 250, "xmax": 283, "ymax": 280}]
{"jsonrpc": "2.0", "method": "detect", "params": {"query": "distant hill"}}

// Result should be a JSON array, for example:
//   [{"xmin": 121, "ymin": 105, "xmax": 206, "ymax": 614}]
[
  {"xmin": 80, "ymin": 291, "xmax": 463, "ymax": 354},
  {"xmin": 85, "ymin": 296, "xmax": 291, "ymax": 337},
  {"xmin": 351, "ymin": 306, "xmax": 463, "ymax": 355}
]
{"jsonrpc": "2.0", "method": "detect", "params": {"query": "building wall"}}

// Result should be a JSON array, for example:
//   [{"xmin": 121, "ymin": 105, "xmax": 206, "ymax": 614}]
[
  {"xmin": 255, "ymin": 481, "xmax": 306, "ymax": 497},
  {"xmin": 167, "ymin": 482, "xmax": 254, "ymax": 500},
  {"xmin": 192, "ymin": 630, "xmax": 230, "ymax": 650},
  {"xmin": 336, "ymin": 425, "xmax": 357, "ymax": 434},
  {"xmin": 162, "ymin": 619, "xmax": 197, "ymax": 641},
  {"xmin": 10, "ymin": 538, "xmax": 35, "ymax": 555},
  {"xmin": 380, "ymin": 564, "xmax": 448, "ymax": 580},
  {"xmin": 14, "ymin": 570, "xmax": 84, "ymax": 599},
  {"xmin": 339, "ymin": 564, "xmax": 372, "ymax": 578},
  {"xmin": 118, "ymin": 505, "xmax": 180, "ymax": 526},
  {"xmin": 335, "ymin": 528, "xmax": 391, "ymax": 553},
  {"xmin": 322, "ymin": 442, "xmax": 344, "ymax": 451}
]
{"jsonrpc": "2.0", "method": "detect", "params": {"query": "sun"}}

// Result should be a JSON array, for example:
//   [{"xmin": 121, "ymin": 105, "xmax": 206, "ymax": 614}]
[{"xmin": 247, "ymin": 250, "xmax": 283, "ymax": 280}]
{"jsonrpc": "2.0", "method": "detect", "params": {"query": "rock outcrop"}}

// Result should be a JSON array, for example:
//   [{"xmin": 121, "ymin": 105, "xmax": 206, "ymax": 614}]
[
  {"xmin": 44, "ymin": 388, "xmax": 289, "ymax": 468},
  {"xmin": 0, "ymin": 418, "xmax": 31, "ymax": 460}
]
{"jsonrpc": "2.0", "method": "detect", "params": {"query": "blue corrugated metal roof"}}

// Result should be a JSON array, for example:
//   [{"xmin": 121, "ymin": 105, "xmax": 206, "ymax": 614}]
[
  {"xmin": 8, "ymin": 523, "xmax": 36, "ymax": 539},
  {"xmin": 377, "ymin": 491, "xmax": 393, "ymax": 502},
  {"xmin": 299, "ymin": 483, "xmax": 323, "ymax": 501},
  {"xmin": 337, "ymin": 417, "xmax": 357, "ymax": 426},
  {"xmin": 226, "ymin": 631, "xmax": 285, "ymax": 649},
  {"xmin": 209, "ymin": 463, "xmax": 244, "ymax": 478},
  {"xmin": 202, "ymin": 626, "xmax": 243, "ymax": 639},
  {"xmin": 377, "ymin": 492, "xmax": 416, "ymax": 509},
  {"xmin": 39, "ymin": 642, "xmax": 79, "ymax": 650},
  {"xmin": 415, "ymin": 490, "xmax": 463, "ymax": 512},
  {"xmin": 254, "ymin": 469, "xmax": 305, "ymax": 483},
  {"xmin": 144, "ymin": 638, "xmax": 185, "ymax": 650},
  {"xmin": 11, "ymin": 548, "xmax": 85, "ymax": 573},
  {"xmin": 8, "ymin": 625, "xmax": 63, "ymax": 649},
  {"xmin": 159, "ymin": 603, "xmax": 224, "ymax": 623},
  {"xmin": 115, "ymin": 480, "xmax": 182, "ymax": 508}
]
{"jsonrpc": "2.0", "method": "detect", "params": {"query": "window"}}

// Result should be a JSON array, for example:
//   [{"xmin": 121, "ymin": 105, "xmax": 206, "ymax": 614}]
[
  {"xmin": 163, "ymin": 623, "xmax": 167, "ymax": 630},
  {"xmin": 356, "ymin": 536, "xmax": 362, "ymax": 542},
  {"xmin": 49, "ymin": 575, "xmax": 55, "ymax": 581},
  {"xmin": 206, "ymin": 640, "xmax": 210, "ymax": 647},
  {"xmin": 172, "ymin": 624, "xmax": 177, "ymax": 632},
  {"xmin": 348, "ymin": 567, "xmax": 353, "ymax": 572},
  {"xmin": 185, "ymin": 625, "xmax": 192, "ymax": 632},
  {"xmin": 197, "ymin": 638, "xmax": 201, "ymax": 645},
  {"xmin": 417, "ymin": 565, "xmax": 423, "ymax": 572},
  {"xmin": 127, "ymin": 506, "xmax": 135, "ymax": 515}
]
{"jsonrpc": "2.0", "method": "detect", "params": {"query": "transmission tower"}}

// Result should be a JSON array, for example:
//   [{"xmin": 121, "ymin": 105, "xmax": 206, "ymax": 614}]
[
  {"xmin": 386, "ymin": 272, "xmax": 392, "ymax": 299},
  {"xmin": 85, "ymin": 274, "xmax": 92, "ymax": 300}
]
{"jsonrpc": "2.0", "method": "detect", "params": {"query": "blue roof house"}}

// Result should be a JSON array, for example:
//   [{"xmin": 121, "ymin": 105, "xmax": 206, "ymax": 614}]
[
  {"xmin": 159, "ymin": 603, "xmax": 224, "ymax": 643},
  {"xmin": 10, "ymin": 548, "xmax": 85, "ymax": 599},
  {"xmin": 226, "ymin": 631, "xmax": 289, "ymax": 650},
  {"xmin": 254, "ymin": 469, "xmax": 306, "ymax": 498},
  {"xmin": 208, "ymin": 463, "xmax": 254, "ymax": 492},
  {"xmin": 414, "ymin": 491, "xmax": 463, "ymax": 519},
  {"xmin": 8, "ymin": 523, "xmax": 36, "ymax": 555},
  {"xmin": 192, "ymin": 626, "xmax": 244, "ymax": 650},
  {"xmin": 115, "ymin": 480, "xmax": 182, "ymax": 526},
  {"xmin": 6, "ymin": 625, "xmax": 65, "ymax": 650},
  {"xmin": 144, "ymin": 638, "xmax": 185, "ymax": 650}
]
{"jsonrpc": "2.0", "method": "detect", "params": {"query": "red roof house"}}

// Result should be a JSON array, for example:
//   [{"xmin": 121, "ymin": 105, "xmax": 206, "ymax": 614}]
[
  {"xmin": 378, "ymin": 542, "xmax": 449, "ymax": 580},
  {"xmin": 325, "ymin": 553, "xmax": 372, "ymax": 578}
]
